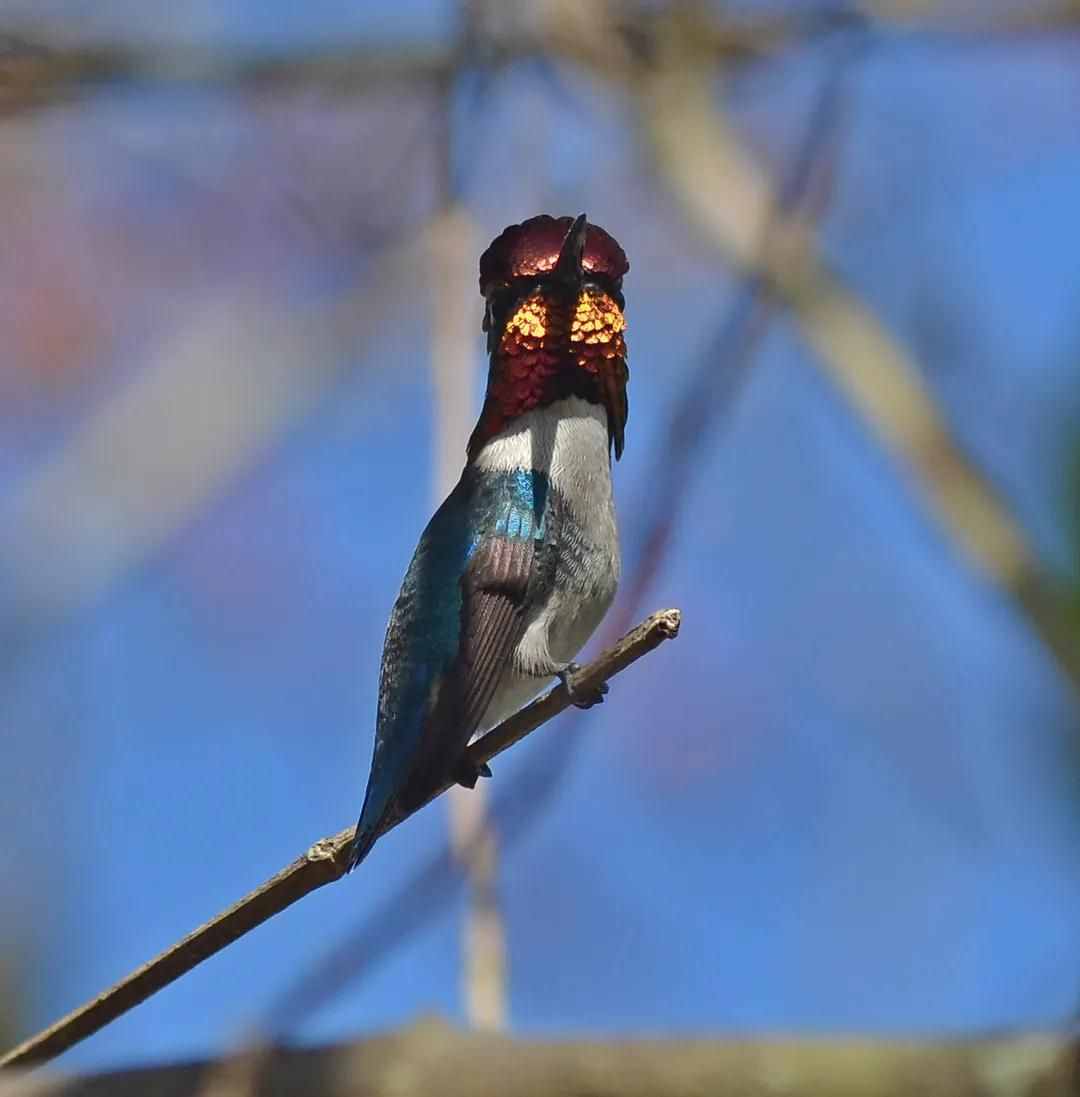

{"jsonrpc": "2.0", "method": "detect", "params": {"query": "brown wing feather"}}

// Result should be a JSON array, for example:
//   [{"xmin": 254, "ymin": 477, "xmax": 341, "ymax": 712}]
[{"xmin": 456, "ymin": 536, "xmax": 533, "ymax": 735}]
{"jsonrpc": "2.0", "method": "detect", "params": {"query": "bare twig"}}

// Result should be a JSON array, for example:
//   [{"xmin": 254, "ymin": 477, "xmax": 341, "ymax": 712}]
[
  {"xmin": 1, "ymin": 1018, "xmax": 1076, "ymax": 1097},
  {"xmin": 0, "ymin": 609, "xmax": 681, "ymax": 1071}
]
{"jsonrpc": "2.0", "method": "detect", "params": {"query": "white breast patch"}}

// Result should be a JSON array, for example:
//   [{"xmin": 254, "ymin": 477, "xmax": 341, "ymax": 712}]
[{"xmin": 473, "ymin": 396, "xmax": 621, "ymax": 728}]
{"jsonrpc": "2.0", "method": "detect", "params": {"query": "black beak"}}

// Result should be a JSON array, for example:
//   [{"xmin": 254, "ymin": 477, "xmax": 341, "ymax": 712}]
[{"xmin": 552, "ymin": 213, "xmax": 588, "ymax": 291}]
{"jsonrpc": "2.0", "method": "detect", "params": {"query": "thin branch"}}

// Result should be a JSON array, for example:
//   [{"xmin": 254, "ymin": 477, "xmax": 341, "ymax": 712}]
[
  {"xmin": 1, "ymin": 1018, "xmax": 1076, "ymax": 1097},
  {"xmin": 259, "ymin": 725, "xmax": 562, "ymax": 1032},
  {"xmin": 0, "ymin": 609, "xmax": 682, "ymax": 1071}
]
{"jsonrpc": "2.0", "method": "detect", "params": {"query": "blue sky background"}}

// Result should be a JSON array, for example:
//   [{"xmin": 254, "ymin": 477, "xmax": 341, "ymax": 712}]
[{"xmin": 3, "ymin": 0, "xmax": 1080, "ymax": 1073}]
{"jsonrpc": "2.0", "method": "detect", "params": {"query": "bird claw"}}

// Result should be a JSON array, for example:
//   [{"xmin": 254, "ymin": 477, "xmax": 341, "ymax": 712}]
[
  {"xmin": 558, "ymin": 662, "xmax": 609, "ymax": 709},
  {"xmin": 455, "ymin": 758, "xmax": 493, "ymax": 790}
]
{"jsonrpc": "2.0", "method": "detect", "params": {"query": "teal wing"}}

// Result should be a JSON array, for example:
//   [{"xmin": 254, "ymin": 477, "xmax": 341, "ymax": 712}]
[{"xmin": 350, "ymin": 468, "xmax": 552, "ymax": 866}]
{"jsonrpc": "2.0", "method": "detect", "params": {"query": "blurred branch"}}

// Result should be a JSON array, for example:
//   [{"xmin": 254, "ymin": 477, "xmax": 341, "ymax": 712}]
[
  {"xmin": 1, "ymin": 1019, "xmax": 1076, "ymax": 1097},
  {"xmin": 854, "ymin": 0, "xmax": 1080, "ymax": 34},
  {"xmin": 611, "ymin": 32, "xmax": 857, "ymax": 637},
  {"xmin": 429, "ymin": 2, "xmax": 506, "ymax": 1024},
  {"xmin": 0, "ymin": 35, "xmax": 127, "ymax": 114},
  {"xmin": 431, "ymin": 202, "xmax": 508, "ymax": 1029},
  {"xmin": 0, "ymin": 37, "xmax": 452, "ymax": 115},
  {"xmin": 2, "ymin": 3, "xmax": 1079, "ymax": 117},
  {"xmin": 0, "ymin": 10, "xmax": 839, "ymax": 116},
  {"xmin": 632, "ymin": 18, "xmax": 1080, "ymax": 688},
  {"xmin": 0, "ymin": 609, "xmax": 681, "ymax": 1071}
]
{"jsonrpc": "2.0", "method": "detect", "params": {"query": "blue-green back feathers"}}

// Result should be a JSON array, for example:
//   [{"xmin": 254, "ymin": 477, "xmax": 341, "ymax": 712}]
[{"xmin": 351, "ymin": 467, "xmax": 551, "ymax": 862}]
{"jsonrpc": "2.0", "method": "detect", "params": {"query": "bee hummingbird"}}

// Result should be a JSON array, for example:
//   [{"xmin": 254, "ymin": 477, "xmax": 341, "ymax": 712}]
[{"xmin": 350, "ymin": 214, "xmax": 629, "ymax": 868}]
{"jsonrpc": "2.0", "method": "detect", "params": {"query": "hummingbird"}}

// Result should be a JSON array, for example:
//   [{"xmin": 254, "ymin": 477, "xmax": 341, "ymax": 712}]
[{"xmin": 350, "ymin": 214, "xmax": 629, "ymax": 869}]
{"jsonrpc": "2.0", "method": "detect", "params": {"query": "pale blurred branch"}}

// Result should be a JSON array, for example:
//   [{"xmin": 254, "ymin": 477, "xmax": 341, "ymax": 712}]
[
  {"xmin": 430, "ymin": 0, "xmax": 508, "ymax": 1017},
  {"xmin": 0, "ymin": 610, "xmax": 681, "ymax": 1071},
  {"xmin": 1, "ymin": 1019, "xmax": 1077, "ymax": 1097},
  {"xmin": 629, "ymin": 17, "xmax": 1080, "ymax": 688},
  {"xmin": 431, "ymin": 203, "xmax": 508, "ymax": 1029},
  {"xmin": 611, "ymin": 30, "xmax": 856, "ymax": 637}
]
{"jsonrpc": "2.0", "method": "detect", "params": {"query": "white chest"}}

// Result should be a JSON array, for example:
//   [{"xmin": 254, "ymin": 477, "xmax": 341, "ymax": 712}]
[
  {"xmin": 472, "ymin": 396, "xmax": 616, "ymax": 545},
  {"xmin": 472, "ymin": 397, "xmax": 621, "ymax": 711}
]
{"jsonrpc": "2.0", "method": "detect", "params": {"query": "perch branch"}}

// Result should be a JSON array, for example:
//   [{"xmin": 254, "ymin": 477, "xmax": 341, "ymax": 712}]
[{"xmin": 0, "ymin": 609, "xmax": 681, "ymax": 1071}]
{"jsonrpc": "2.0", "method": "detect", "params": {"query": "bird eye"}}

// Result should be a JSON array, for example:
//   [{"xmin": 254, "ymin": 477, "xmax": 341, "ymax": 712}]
[{"xmin": 483, "ymin": 284, "xmax": 512, "ymax": 333}]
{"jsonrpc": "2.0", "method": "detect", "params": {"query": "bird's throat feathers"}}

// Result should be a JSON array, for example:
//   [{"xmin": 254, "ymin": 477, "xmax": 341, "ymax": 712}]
[{"xmin": 467, "ymin": 288, "xmax": 628, "ymax": 462}]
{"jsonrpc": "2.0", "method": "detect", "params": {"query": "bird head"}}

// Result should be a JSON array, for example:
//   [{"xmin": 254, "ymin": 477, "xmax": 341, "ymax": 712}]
[{"xmin": 469, "ymin": 214, "xmax": 630, "ymax": 461}]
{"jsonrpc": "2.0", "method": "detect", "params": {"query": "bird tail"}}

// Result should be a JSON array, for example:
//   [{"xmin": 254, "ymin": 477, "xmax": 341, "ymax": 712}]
[
  {"xmin": 347, "ymin": 821, "xmax": 378, "ymax": 872},
  {"xmin": 348, "ymin": 785, "xmax": 390, "ymax": 868}
]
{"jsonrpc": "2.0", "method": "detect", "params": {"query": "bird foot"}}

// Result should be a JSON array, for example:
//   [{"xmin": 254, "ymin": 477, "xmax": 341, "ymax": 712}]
[
  {"xmin": 455, "ymin": 757, "xmax": 493, "ymax": 790},
  {"xmin": 558, "ymin": 662, "xmax": 609, "ymax": 709}
]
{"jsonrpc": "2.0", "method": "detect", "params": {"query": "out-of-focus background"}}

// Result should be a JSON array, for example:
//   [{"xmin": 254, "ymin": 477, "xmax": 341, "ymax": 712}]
[{"xmin": 2, "ymin": 0, "xmax": 1080, "ymax": 1074}]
